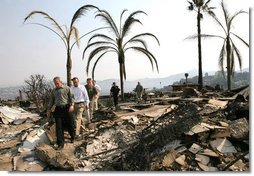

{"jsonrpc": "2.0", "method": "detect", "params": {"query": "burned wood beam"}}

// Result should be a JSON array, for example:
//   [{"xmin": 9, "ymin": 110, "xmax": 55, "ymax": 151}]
[
  {"xmin": 221, "ymin": 151, "xmax": 249, "ymax": 171},
  {"xmin": 116, "ymin": 103, "xmax": 202, "ymax": 171}
]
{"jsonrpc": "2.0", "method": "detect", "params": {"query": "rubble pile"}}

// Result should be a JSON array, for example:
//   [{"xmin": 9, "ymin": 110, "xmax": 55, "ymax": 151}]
[
  {"xmin": 0, "ymin": 86, "xmax": 249, "ymax": 171},
  {"xmin": 0, "ymin": 106, "xmax": 49, "ymax": 171}
]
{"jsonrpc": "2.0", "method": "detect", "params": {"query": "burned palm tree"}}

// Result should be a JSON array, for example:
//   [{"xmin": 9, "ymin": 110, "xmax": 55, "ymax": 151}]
[
  {"xmin": 83, "ymin": 9, "xmax": 160, "ymax": 100},
  {"xmin": 188, "ymin": 1, "xmax": 249, "ymax": 90},
  {"xmin": 206, "ymin": 1, "xmax": 249, "ymax": 90},
  {"xmin": 187, "ymin": 0, "xmax": 215, "ymax": 90},
  {"xmin": 24, "ymin": 5, "xmax": 101, "ymax": 86}
]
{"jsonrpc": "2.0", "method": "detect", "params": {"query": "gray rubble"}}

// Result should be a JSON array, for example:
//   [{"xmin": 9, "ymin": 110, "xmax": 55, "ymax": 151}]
[{"xmin": 0, "ymin": 86, "xmax": 249, "ymax": 171}]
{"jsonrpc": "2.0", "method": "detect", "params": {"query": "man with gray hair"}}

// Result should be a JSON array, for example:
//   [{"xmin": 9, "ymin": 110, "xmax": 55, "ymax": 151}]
[{"xmin": 47, "ymin": 76, "xmax": 75, "ymax": 149}]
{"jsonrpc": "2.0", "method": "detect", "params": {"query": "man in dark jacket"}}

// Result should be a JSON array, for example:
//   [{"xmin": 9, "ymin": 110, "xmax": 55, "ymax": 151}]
[
  {"xmin": 110, "ymin": 82, "xmax": 120, "ymax": 110},
  {"xmin": 47, "ymin": 76, "xmax": 75, "ymax": 149}
]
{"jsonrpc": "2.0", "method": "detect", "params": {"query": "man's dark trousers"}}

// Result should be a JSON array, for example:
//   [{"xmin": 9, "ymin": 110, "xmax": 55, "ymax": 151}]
[{"xmin": 53, "ymin": 105, "xmax": 75, "ymax": 146}]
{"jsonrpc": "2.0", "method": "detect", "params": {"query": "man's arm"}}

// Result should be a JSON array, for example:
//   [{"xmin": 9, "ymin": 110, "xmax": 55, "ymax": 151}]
[
  {"xmin": 47, "ymin": 91, "xmax": 54, "ymax": 118},
  {"xmin": 68, "ymin": 87, "xmax": 74, "ymax": 112},
  {"xmin": 82, "ymin": 85, "xmax": 90, "ymax": 108}
]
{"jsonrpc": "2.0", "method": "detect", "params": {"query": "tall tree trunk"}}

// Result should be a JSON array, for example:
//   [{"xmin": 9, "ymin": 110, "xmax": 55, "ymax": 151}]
[
  {"xmin": 66, "ymin": 49, "xmax": 72, "ymax": 87},
  {"xmin": 197, "ymin": 8, "xmax": 203, "ymax": 91},
  {"xmin": 119, "ymin": 62, "xmax": 124, "ymax": 101},
  {"xmin": 226, "ymin": 37, "xmax": 231, "ymax": 90}
]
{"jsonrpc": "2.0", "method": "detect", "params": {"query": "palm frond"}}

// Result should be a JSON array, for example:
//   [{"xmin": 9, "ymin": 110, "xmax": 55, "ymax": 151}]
[
  {"xmin": 123, "ymin": 38, "xmax": 148, "ymax": 50},
  {"xmin": 91, "ymin": 50, "xmax": 116, "ymax": 78},
  {"xmin": 185, "ymin": 34, "xmax": 224, "ymax": 40},
  {"xmin": 221, "ymin": 1, "xmax": 230, "ymax": 29},
  {"xmin": 24, "ymin": 22, "xmax": 68, "ymax": 49},
  {"xmin": 204, "ymin": 0, "xmax": 211, "ymax": 6},
  {"xmin": 207, "ymin": 10, "xmax": 215, "ymax": 17},
  {"xmin": 120, "ymin": 9, "xmax": 128, "ymax": 35},
  {"xmin": 87, "ymin": 34, "xmax": 115, "ymax": 45},
  {"xmin": 187, "ymin": 1, "xmax": 194, "ymax": 11},
  {"xmin": 231, "ymin": 32, "xmax": 249, "ymax": 47},
  {"xmin": 228, "ymin": 10, "xmax": 247, "ymax": 30},
  {"xmin": 86, "ymin": 46, "xmax": 117, "ymax": 72},
  {"xmin": 127, "ymin": 10, "xmax": 147, "ymax": 20},
  {"xmin": 122, "ymin": 10, "xmax": 147, "ymax": 36},
  {"xmin": 62, "ymin": 25, "xmax": 69, "ymax": 35},
  {"xmin": 218, "ymin": 42, "xmax": 226, "ymax": 75},
  {"xmin": 231, "ymin": 41, "xmax": 243, "ymax": 70},
  {"xmin": 128, "ymin": 33, "xmax": 160, "ymax": 46},
  {"xmin": 209, "ymin": 12, "xmax": 227, "ymax": 35},
  {"xmin": 71, "ymin": 27, "xmax": 110, "ymax": 51},
  {"xmin": 96, "ymin": 10, "xmax": 119, "ymax": 37},
  {"xmin": 83, "ymin": 41, "xmax": 117, "ymax": 58},
  {"xmin": 70, "ymin": 5, "xmax": 100, "ymax": 27},
  {"xmin": 122, "ymin": 17, "xmax": 143, "ymax": 38},
  {"xmin": 126, "ymin": 46, "xmax": 159, "ymax": 72},
  {"xmin": 71, "ymin": 26, "xmax": 80, "ymax": 48},
  {"xmin": 24, "ymin": 11, "xmax": 67, "ymax": 39}
]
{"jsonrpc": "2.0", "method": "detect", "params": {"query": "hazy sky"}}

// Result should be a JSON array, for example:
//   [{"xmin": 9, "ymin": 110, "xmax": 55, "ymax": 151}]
[{"xmin": 0, "ymin": 0, "xmax": 250, "ymax": 87}]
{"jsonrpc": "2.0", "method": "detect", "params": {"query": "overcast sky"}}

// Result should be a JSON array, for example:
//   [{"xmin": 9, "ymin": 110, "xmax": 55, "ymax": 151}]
[{"xmin": 0, "ymin": 0, "xmax": 250, "ymax": 87}]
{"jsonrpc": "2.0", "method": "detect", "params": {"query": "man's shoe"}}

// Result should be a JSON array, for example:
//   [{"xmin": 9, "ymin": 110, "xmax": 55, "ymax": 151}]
[{"xmin": 54, "ymin": 144, "xmax": 64, "ymax": 150}]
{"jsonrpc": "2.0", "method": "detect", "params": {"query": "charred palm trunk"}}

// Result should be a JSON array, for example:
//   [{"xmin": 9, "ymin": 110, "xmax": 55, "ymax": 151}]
[
  {"xmin": 66, "ymin": 48, "xmax": 72, "ymax": 87},
  {"xmin": 119, "ymin": 62, "xmax": 124, "ymax": 101},
  {"xmin": 226, "ymin": 37, "xmax": 231, "ymax": 90},
  {"xmin": 197, "ymin": 8, "xmax": 203, "ymax": 90},
  {"xmin": 118, "ymin": 38, "xmax": 125, "ymax": 100}
]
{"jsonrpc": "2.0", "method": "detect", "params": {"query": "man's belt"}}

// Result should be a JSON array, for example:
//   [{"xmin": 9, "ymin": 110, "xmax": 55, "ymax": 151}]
[
  {"xmin": 56, "ymin": 104, "xmax": 68, "ymax": 108},
  {"xmin": 75, "ymin": 102, "xmax": 84, "ymax": 104}
]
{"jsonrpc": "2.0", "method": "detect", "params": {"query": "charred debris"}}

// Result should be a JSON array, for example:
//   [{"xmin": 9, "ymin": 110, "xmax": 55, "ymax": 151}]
[{"xmin": 0, "ymin": 86, "xmax": 249, "ymax": 171}]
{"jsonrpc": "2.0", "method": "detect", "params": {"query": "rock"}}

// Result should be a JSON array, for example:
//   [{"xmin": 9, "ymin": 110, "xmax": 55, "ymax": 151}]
[
  {"xmin": 182, "ymin": 87, "xmax": 200, "ymax": 98},
  {"xmin": 210, "ymin": 128, "xmax": 231, "ymax": 138},
  {"xmin": 229, "ymin": 118, "xmax": 249, "ymax": 140},
  {"xmin": 162, "ymin": 150, "xmax": 177, "ymax": 167},
  {"xmin": 175, "ymin": 155, "xmax": 186, "ymax": 166},
  {"xmin": 0, "ymin": 106, "xmax": 41, "ymax": 124},
  {"xmin": 35, "ymin": 143, "xmax": 79, "ymax": 170},
  {"xmin": 195, "ymin": 154, "xmax": 210, "ymax": 165},
  {"xmin": 0, "ymin": 153, "xmax": 13, "ymax": 171},
  {"xmin": 189, "ymin": 143, "xmax": 202, "ymax": 154},
  {"xmin": 198, "ymin": 162, "xmax": 218, "ymax": 171},
  {"xmin": 208, "ymin": 99, "xmax": 228, "ymax": 109},
  {"xmin": 219, "ymin": 121, "xmax": 229, "ymax": 127},
  {"xmin": 18, "ymin": 128, "xmax": 49, "ymax": 153},
  {"xmin": 229, "ymin": 159, "xmax": 247, "ymax": 171},
  {"xmin": 198, "ymin": 149, "xmax": 218, "ymax": 157},
  {"xmin": 45, "ymin": 123, "xmax": 56, "ymax": 144},
  {"xmin": 210, "ymin": 138, "xmax": 237, "ymax": 154},
  {"xmin": 13, "ymin": 151, "xmax": 47, "ymax": 171},
  {"xmin": 0, "ymin": 139, "xmax": 21, "ymax": 150},
  {"xmin": 189, "ymin": 123, "xmax": 210, "ymax": 134}
]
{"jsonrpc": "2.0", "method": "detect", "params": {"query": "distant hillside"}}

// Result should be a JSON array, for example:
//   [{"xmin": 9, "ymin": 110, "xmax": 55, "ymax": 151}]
[
  {"xmin": 96, "ymin": 69, "xmax": 218, "ymax": 95},
  {"xmin": 0, "ymin": 86, "xmax": 23, "ymax": 100},
  {"xmin": 174, "ymin": 69, "xmax": 250, "ymax": 90},
  {"xmin": 0, "ymin": 68, "xmax": 249, "ymax": 99}
]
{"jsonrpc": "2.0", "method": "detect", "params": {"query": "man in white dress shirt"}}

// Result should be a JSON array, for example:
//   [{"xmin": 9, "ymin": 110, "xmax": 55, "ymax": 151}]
[{"xmin": 71, "ymin": 77, "xmax": 89, "ymax": 136}]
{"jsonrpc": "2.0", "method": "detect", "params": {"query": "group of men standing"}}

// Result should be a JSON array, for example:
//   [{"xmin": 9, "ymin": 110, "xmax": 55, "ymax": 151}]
[
  {"xmin": 46, "ymin": 76, "xmax": 101, "ymax": 149},
  {"xmin": 46, "ymin": 76, "xmax": 144, "ymax": 149}
]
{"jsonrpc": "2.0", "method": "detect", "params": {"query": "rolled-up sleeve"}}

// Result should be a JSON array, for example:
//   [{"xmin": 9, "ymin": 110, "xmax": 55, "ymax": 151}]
[
  {"xmin": 68, "ymin": 88, "xmax": 74, "ymax": 106},
  {"xmin": 82, "ymin": 86, "xmax": 90, "ymax": 106},
  {"xmin": 48, "ymin": 90, "xmax": 54, "ymax": 110}
]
